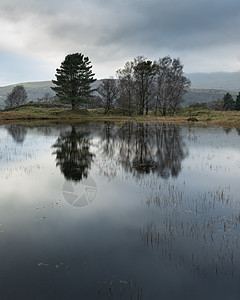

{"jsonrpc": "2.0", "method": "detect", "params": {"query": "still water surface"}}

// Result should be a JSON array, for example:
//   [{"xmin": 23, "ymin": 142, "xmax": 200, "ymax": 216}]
[{"xmin": 0, "ymin": 123, "xmax": 240, "ymax": 299}]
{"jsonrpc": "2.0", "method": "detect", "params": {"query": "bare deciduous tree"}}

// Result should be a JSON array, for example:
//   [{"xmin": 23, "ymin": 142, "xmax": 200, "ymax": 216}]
[
  {"xmin": 117, "ymin": 57, "xmax": 157, "ymax": 115},
  {"xmin": 117, "ymin": 61, "xmax": 135, "ymax": 115},
  {"xmin": 5, "ymin": 92, "xmax": 15, "ymax": 109},
  {"xmin": 5, "ymin": 85, "xmax": 28, "ymax": 109},
  {"xmin": 98, "ymin": 78, "xmax": 119, "ymax": 114},
  {"xmin": 168, "ymin": 58, "xmax": 191, "ymax": 115},
  {"xmin": 133, "ymin": 56, "xmax": 156, "ymax": 115},
  {"xmin": 106, "ymin": 55, "xmax": 190, "ymax": 116},
  {"xmin": 154, "ymin": 57, "xmax": 190, "ymax": 116}
]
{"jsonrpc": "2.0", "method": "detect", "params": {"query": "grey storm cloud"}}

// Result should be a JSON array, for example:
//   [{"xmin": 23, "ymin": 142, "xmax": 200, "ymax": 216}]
[
  {"xmin": 0, "ymin": 0, "xmax": 239, "ymax": 82},
  {"xmin": 1, "ymin": 0, "xmax": 239, "ymax": 50},
  {"xmin": 54, "ymin": 0, "xmax": 240, "ymax": 50}
]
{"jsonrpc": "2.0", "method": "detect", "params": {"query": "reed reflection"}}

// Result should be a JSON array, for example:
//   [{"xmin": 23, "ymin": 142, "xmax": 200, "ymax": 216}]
[{"xmin": 141, "ymin": 184, "xmax": 240, "ymax": 277}]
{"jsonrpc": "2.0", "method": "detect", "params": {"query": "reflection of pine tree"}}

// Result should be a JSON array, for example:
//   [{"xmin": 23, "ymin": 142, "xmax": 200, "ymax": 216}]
[
  {"xmin": 6, "ymin": 125, "xmax": 27, "ymax": 144},
  {"xmin": 52, "ymin": 126, "xmax": 94, "ymax": 181}
]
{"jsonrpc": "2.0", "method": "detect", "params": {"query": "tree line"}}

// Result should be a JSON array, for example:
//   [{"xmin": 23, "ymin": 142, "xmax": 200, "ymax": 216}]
[
  {"xmin": 4, "ymin": 52, "xmax": 240, "ymax": 114},
  {"xmin": 51, "ymin": 53, "xmax": 191, "ymax": 115},
  {"xmin": 222, "ymin": 92, "xmax": 240, "ymax": 111},
  {"xmin": 52, "ymin": 123, "xmax": 187, "ymax": 182},
  {"xmin": 190, "ymin": 92, "xmax": 240, "ymax": 111}
]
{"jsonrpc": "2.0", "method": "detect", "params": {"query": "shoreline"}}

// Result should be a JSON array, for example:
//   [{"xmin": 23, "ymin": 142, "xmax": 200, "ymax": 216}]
[{"xmin": 1, "ymin": 107, "xmax": 240, "ymax": 128}]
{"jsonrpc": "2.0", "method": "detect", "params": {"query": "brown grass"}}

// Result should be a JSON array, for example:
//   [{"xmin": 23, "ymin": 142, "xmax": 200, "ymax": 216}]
[{"xmin": 0, "ymin": 107, "xmax": 240, "ymax": 128}]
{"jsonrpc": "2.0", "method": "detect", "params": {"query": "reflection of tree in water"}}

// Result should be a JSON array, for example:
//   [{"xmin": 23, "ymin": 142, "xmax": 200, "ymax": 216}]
[
  {"xmin": 5, "ymin": 124, "xmax": 27, "ymax": 144},
  {"xmin": 36, "ymin": 126, "xmax": 52, "ymax": 136},
  {"xmin": 118, "ymin": 123, "xmax": 156, "ymax": 175},
  {"xmin": 98, "ymin": 122, "xmax": 118, "ymax": 158},
  {"xmin": 224, "ymin": 128, "xmax": 232, "ymax": 135},
  {"xmin": 236, "ymin": 128, "xmax": 240, "ymax": 135},
  {"xmin": 52, "ymin": 126, "xmax": 94, "ymax": 181},
  {"xmin": 99, "ymin": 122, "xmax": 188, "ymax": 180},
  {"xmin": 154, "ymin": 124, "xmax": 187, "ymax": 178}
]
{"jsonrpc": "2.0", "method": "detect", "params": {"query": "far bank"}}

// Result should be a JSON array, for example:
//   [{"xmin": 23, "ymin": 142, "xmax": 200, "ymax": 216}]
[{"xmin": 1, "ymin": 106, "xmax": 240, "ymax": 128}]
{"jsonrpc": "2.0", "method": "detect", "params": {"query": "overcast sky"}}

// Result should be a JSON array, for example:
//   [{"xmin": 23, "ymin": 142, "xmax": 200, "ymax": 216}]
[{"xmin": 0, "ymin": 0, "xmax": 239, "ymax": 85}]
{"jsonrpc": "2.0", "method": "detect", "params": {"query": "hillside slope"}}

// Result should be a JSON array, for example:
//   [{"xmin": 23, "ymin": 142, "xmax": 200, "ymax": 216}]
[
  {"xmin": 0, "ymin": 81, "xmax": 55, "ymax": 105},
  {"xmin": 186, "ymin": 71, "xmax": 240, "ymax": 91},
  {"xmin": 0, "ymin": 80, "xmax": 101, "ymax": 106},
  {"xmin": 183, "ymin": 88, "xmax": 238, "ymax": 106},
  {"xmin": 0, "ymin": 79, "xmax": 238, "ymax": 108}
]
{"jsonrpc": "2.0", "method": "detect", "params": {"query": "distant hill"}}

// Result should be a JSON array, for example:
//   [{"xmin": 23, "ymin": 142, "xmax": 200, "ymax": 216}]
[
  {"xmin": 0, "ymin": 77, "xmax": 239, "ymax": 108},
  {"xmin": 0, "ymin": 81, "xmax": 55, "ymax": 105},
  {"xmin": 0, "ymin": 80, "xmax": 101, "ymax": 106},
  {"xmin": 186, "ymin": 71, "xmax": 240, "ymax": 91},
  {"xmin": 183, "ymin": 88, "xmax": 238, "ymax": 107}
]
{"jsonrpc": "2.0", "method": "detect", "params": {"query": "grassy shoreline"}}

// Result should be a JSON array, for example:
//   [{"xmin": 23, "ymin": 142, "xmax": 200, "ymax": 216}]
[{"xmin": 1, "ymin": 106, "xmax": 240, "ymax": 128}]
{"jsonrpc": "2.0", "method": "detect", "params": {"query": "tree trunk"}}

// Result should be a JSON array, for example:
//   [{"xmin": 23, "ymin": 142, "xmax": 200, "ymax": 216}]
[
  {"xmin": 154, "ymin": 97, "xmax": 158, "ymax": 115},
  {"xmin": 162, "ymin": 107, "xmax": 166, "ymax": 116}
]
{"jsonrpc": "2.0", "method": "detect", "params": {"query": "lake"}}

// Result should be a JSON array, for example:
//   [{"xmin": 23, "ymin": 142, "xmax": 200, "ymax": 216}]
[{"xmin": 0, "ymin": 122, "xmax": 240, "ymax": 299}]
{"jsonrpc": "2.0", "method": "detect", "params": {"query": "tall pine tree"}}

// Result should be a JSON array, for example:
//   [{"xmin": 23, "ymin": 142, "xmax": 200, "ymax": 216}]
[
  {"xmin": 235, "ymin": 92, "xmax": 240, "ymax": 111},
  {"xmin": 223, "ymin": 92, "xmax": 235, "ymax": 110},
  {"xmin": 52, "ymin": 53, "xmax": 96, "ymax": 109}
]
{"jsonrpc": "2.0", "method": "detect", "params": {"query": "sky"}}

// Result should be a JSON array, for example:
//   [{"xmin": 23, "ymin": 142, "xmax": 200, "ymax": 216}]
[{"xmin": 0, "ymin": 0, "xmax": 240, "ymax": 86}]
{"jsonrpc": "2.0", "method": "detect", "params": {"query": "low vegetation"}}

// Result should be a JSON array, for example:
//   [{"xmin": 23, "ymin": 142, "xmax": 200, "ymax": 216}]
[{"xmin": 1, "ymin": 105, "xmax": 240, "ymax": 127}]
